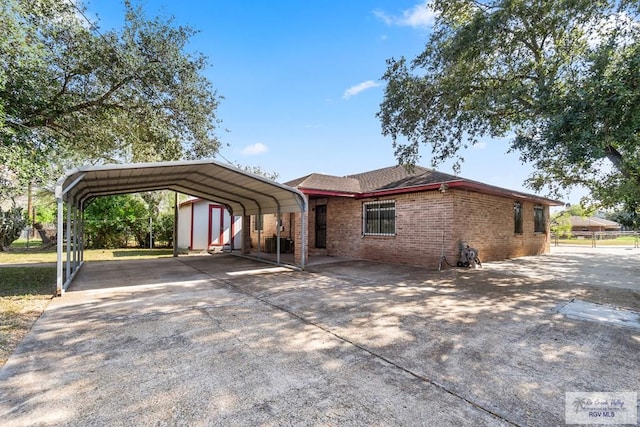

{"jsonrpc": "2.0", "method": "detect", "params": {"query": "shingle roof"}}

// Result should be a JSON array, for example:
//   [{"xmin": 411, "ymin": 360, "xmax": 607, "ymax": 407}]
[
  {"xmin": 284, "ymin": 164, "xmax": 563, "ymax": 206},
  {"xmin": 347, "ymin": 165, "xmax": 459, "ymax": 192},
  {"xmin": 284, "ymin": 173, "xmax": 361, "ymax": 193},
  {"xmin": 284, "ymin": 165, "xmax": 459, "ymax": 193}
]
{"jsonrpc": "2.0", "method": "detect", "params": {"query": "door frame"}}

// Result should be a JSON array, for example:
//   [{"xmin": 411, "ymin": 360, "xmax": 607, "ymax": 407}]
[{"xmin": 208, "ymin": 204, "xmax": 234, "ymax": 249}]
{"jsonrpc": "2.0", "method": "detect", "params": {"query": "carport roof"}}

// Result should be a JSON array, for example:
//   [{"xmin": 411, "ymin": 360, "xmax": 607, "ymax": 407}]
[{"xmin": 55, "ymin": 159, "xmax": 307, "ymax": 215}]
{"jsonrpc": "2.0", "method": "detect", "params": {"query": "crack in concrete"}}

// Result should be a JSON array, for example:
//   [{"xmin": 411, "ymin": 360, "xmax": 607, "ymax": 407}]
[{"xmin": 179, "ymin": 259, "xmax": 522, "ymax": 427}]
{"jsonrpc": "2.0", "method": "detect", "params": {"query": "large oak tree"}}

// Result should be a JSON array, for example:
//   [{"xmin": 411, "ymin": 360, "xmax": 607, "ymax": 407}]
[
  {"xmin": 378, "ymin": 0, "xmax": 640, "ymax": 213},
  {"xmin": 0, "ymin": 0, "xmax": 221, "ymax": 197}
]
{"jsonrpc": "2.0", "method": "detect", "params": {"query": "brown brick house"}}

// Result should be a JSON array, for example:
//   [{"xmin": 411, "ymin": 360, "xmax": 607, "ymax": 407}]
[
  {"xmin": 250, "ymin": 165, "xmax": 563, "ymax": 269},
  {"xmin": 568, "ymin": 216, "xmax": 621, "ymax": 232}
]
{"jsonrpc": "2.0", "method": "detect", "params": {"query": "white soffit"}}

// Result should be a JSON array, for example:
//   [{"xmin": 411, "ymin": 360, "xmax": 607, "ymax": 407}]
[{"xmin": 55, "ymin": 159, "xmax": 306, "ymax": 215}]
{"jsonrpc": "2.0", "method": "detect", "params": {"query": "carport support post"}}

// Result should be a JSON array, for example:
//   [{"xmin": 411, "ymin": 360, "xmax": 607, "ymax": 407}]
[
  {"xmin": 80, "ymin": 201, "xmax": 84, "ymax": 262},
  {"xmin": 293, "ymin": 206, "xmax": 308, "ymax": 269},
  {"xmin": 56, "ymin": 196, "xmax": 64, "ymax": 296},
  {"xmin": 66, "ymin": 197, "xmax": 71, "ymax": 281},
  {"xmin": 242, "ymin": 214, "xmax": 251, "ymax": 254},
  {"xmin": 257, "ymin": 208, "xmax": 262, "ymax": 258},
  {"xmin": 276, "ymin": 207, "xmax": 281, "ymax": 264},
  {"xmin": 301, "ymin": 207, "xmax": 307, "ymax": 268},
  {"xmin": 173, "ymin": 191, "xmax": 178, "ymax": 257},
  {"xmin": 72, "ymin": 202, "xmax": 78, "ymax": 270}
]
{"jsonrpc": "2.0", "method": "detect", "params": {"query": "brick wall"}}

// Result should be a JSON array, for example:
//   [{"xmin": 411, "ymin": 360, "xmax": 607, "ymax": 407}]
[
  {"xmin": 312, "ymin": 189, "xmax": 550, "ymax": 269},
  {"xmin": 319, "ymin": 192, "xmax": 454, "ymax": 268},
  {"xmin": 248, "ymin": 189, "xmax": 551, "ymax": 269},
  {"xmin": 248, "ymin": 212, "xmax": 295, "ymax": 251},
  {"xmin": 452, "ymin": 190, "xmax": 550, "ymax": 261}
]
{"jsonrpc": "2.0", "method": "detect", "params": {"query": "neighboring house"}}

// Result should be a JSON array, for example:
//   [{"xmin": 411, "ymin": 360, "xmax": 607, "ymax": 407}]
[
  {"xmin": 251, "ymin": 165, "xmax": 563, "ymax": 269},
  {"xmin": 568, "ymin": 216, "xmax": 621, "ymax": 232},
  {"xmin": 177, "ymin": 198, "xmax": 243, "ymax": 251}
]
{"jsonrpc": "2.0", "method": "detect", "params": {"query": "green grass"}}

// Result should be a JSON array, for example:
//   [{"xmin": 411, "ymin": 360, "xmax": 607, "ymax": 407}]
[
  {"xmin": 97, "ymin": 248, "xmax": 175, "ymax": 259},
  {"xmin": 0, "ymin": 242, "xmax": 176, "ymax": 367},
  {"xmin": 0, "ymin": 266, "xmax": 56, "ymax": 366},
  {"xmin": 556, "ymin": 235, "xmax": 639, "ymax": 246},
  {"xmin": 0, "ymin": 241, "xmax": 175, "ymax": 264},
  {"xmin": 0, "ymin": 266, "xmax": 57, "ymax": 297},
  {"xmin": 7, "ymin": 237, "xmax": 47, "ymax": 249}
]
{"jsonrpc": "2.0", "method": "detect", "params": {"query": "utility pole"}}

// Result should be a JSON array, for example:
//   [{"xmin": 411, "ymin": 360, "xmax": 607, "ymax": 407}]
[{"xmin": 149, "ymin": 216, "xmax": 153, "ymax": 249}]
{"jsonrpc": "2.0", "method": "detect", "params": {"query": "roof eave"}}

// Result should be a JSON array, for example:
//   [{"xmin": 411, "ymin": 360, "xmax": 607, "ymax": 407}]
[
  {"xmin": 355, "ymin": 182, "xmax": 455, "ymax": 199},
  {"xmin": 298, "ymin": 188, "xmax": 358, "ymax": 198},
  {"xmin": 354, "ymin": 180, "xmax": 563, "ymax": 205},
  {"xmin": 452, "ymin": 181, "xmax": 564, "ymax": 205}
]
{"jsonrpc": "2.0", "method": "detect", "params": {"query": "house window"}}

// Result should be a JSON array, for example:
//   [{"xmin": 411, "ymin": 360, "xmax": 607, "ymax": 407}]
[
  {"xmin": 514, "ymin": 202, "xmax": 523, "ymax": 234},
  {"xmin": 534, "ymin": 206, "xmax": 545, "ymax": 233},
  {"xmin": 253, "ymin": 214, "xmax": 263, "ymax": 231},
  {"xmin": 363, "ymin": 201, "xmax": 395, "ymax": 236}
]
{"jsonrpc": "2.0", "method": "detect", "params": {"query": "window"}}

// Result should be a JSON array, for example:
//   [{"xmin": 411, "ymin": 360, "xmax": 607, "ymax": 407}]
[
  {"xmin": 534, "ymin": 206, "xmax": 545, "ymax": 233},
  {"xmin": 514, "ymin": 202, "xmax": 523, "ymax": 234},
  {"xmin": 363, "ymin": 201, "xmax": 395, "ymax": 236},
  {"xmin": 253, "ymin": 214, "xmax": 263, "ymax": 231}
]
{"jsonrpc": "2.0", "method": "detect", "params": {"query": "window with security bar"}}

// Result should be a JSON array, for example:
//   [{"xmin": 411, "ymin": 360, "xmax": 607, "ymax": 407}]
[
  {"xmin": 363, "ymin": 201, "xmax": 396, "ymax": 236},
  {"xmin": 534, "ymin": 205, "xmax": 545, "ymax": 233},
  {"xmin": 514, "ymin": 202, "xmax": 523, "ymax": 234}
]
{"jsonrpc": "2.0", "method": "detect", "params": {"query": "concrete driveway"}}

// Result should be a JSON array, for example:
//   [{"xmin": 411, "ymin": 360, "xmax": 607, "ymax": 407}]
[{"xmin": 0, "ymin": 249, "xmax": 639, "ymax": 426}]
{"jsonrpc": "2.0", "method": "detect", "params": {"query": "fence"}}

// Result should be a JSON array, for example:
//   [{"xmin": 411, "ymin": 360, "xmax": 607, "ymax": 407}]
[{"xmin": 551, "ymin": 230, "xmax": 640, "ymax": 248}]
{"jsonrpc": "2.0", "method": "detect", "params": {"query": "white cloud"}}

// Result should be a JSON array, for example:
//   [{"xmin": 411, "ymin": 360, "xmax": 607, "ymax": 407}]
[
  {"xmin": 374, "ymin": 1, "xmax": 437, "ymax": 29},
  {"xmin": 343, "ymin": 80, "xmax": 380, "ymax": 99},
  {"xmin": 373, "ymin": 9, "xmax": 394, "ymax": 26},
  {"xmin": 474, "ymin": 141, "xmax": 487, "ymax": 149},
  {"xmin": 241, "ymin": 143, "xmax": 268, "ymax": 155}
]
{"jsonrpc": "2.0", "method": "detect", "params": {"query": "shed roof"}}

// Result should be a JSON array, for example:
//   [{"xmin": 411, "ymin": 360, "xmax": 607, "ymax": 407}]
[
  {"xmin": 569, "ymin": 216, "xmax": 621, "ymax": 229},
  {"xmin": 56, "ymin": 159, "xmax": 306, "ymax": 216}
]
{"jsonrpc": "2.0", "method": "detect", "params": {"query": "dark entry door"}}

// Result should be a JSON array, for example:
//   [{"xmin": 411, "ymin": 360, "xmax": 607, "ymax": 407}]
[{"xmin": 315, "ymin": 204, "xmax": 327, "ymax": 249}]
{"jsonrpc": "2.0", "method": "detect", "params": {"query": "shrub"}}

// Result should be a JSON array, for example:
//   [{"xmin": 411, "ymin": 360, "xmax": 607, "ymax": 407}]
[{"xmin": 0, "ymin": 207, "xmax": 27, "ymax": 250}]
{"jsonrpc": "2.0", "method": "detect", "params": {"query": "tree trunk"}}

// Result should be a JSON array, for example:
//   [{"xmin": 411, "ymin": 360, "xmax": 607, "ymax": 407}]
[{"xmin": 34, "ymin": 223, "xmax": 56, "ymax": 248}]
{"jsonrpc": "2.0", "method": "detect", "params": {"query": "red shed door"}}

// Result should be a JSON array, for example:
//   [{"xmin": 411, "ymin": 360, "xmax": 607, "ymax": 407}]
[{"xmin": 209, "ymin": 205, "xmax": 233, "ymax": 249}]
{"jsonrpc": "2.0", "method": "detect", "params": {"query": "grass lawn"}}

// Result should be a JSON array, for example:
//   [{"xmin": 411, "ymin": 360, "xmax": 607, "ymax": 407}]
[
  {"xmin": 0, "ymin": 239, "xmax": 176, "ymax": 367},
  {"xmin": 555, "ymin": 235, "xmax": 639, "ymax": 246},
  {"xmin": 0, "ymin": 267, "xmax": 56, "ymax": 366}
]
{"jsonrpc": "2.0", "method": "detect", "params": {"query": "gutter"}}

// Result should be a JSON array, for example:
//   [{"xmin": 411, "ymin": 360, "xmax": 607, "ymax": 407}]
[{"xmin": 298, "ymin": 179, "xmax": 563, "ymax": 206}]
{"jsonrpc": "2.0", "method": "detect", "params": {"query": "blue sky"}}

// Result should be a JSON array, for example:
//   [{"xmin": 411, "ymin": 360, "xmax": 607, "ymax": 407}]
[{"xmin": 85, "ymin": 0, "xmax": 585, "ymax": 204}]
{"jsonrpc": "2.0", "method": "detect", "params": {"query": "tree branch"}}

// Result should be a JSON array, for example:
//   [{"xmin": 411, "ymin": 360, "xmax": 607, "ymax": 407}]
[
  {"xmin": 604, "ymin": 144, "xmax": 624, "ymax": 172},
  {"xmin": 23, "ymin": 75, "xmax": 135, "ymax": 128}
]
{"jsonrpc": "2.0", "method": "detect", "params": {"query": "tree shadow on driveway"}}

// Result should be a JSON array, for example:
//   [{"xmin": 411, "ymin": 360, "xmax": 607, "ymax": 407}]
[{"xmin": 0, "ymin": 253, "xmax": 638, "ymax": 426}]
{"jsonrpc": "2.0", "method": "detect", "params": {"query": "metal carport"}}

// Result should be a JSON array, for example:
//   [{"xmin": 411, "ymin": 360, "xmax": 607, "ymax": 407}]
[{"xmin": 54, "ymin": 159, "xmax": 308, "ymax": 296}]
